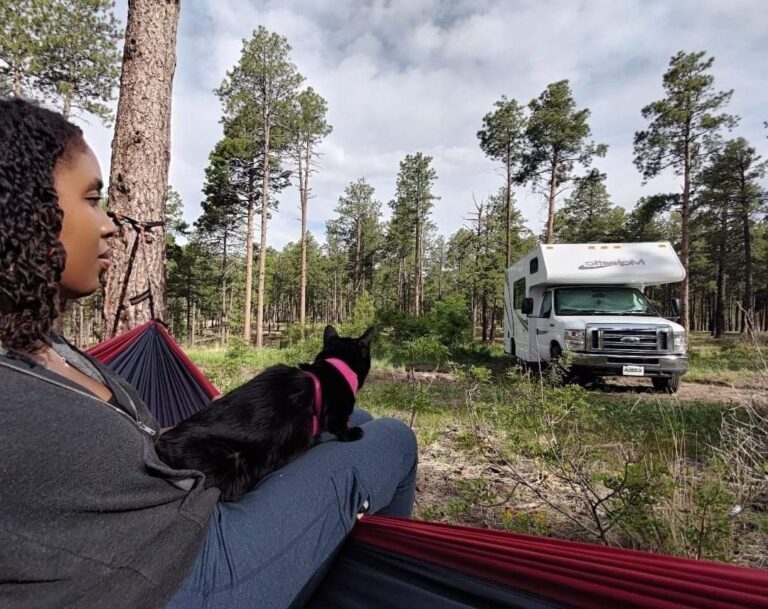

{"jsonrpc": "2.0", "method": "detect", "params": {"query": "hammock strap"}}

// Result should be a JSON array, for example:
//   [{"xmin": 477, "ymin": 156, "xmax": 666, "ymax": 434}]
[{"xmin": 108, "ymin": 211, "xmax": 164, "ymax": 337}]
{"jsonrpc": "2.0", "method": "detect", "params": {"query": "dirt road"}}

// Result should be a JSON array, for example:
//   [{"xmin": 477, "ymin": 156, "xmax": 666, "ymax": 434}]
[{"xmin": 600, "ymin": 377, "xmax": 767, "ymax": 404}]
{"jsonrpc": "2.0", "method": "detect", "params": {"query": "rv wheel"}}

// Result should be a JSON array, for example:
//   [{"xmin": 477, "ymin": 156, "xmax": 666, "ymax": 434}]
[{"xmin": 652, "ymin": 375, "xmax": 681, "ymax": 394}]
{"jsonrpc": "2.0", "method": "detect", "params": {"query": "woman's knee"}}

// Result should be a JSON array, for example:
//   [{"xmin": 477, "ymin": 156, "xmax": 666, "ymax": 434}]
[
  {"xmin": 373, "ymin": 417, "xmax": 417, "ymax": 462},
  {"xmin": 350, "ymin": 408, "xmax": 374, "ymax": 426}
]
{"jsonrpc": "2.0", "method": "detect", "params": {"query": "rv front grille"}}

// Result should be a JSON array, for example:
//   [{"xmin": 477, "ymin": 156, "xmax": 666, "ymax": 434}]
[
  {"xmin": 587, "ymin": 326, "xmax": 672, "ymax": 354},
  {"xmin": 606, "ymin": 357, "xmax": 660, "ymax": 365}
]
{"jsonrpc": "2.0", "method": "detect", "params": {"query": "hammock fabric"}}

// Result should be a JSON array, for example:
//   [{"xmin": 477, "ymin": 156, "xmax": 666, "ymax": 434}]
[
  {"xmin": 86, "ymin": 322, "xmax": 768, "ymax": 609},
  {"xmin": 86, "ymin": 320, "xmax": 219, "ymax": 427}
]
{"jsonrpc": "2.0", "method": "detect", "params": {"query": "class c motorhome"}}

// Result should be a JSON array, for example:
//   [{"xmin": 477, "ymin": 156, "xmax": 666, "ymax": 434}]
[{"xmin": 503, "ymin": 242, "xmax": 688, "ymax": 393}]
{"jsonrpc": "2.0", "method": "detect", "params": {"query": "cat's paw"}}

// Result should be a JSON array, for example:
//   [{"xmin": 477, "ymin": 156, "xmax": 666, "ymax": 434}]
[{"xmin": 339, "ymin": 426, "xmax": 364, "ymax": 442}]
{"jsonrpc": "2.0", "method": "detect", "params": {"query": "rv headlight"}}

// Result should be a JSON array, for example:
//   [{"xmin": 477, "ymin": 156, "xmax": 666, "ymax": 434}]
[
  {"xmin": 673, "ymin": 331, "xmax": 686, "ymax": 353},
  {"xmin": 564, "ymin": 329, "xmax": 585, "ymax": 351}
]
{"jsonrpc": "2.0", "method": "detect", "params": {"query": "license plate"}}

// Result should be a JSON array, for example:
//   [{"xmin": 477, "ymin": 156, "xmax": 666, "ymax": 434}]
[{"xmin": 622, "ymin": 365, "xmax": 644, "ymax": 376}]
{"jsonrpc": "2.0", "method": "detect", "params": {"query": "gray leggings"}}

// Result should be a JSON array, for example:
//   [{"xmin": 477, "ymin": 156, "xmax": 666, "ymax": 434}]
[{"xmin": 166, "ymin": 410, "xmax": 418, "ymax": 609}]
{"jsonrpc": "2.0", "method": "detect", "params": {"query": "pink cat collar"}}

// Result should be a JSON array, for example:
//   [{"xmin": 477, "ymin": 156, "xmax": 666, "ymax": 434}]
[
  {"xmin": 325, "ymin": 358, "xmax": 359, "ymax": 395},
  {"xmin": 305, "ymin": 358, "xmax": 359, "ymax": 437}
]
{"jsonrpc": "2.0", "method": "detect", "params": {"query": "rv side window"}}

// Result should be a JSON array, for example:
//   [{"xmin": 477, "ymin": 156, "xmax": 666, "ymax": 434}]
[
  {"xmin": 513, "ymin": 278, "xmax": 526, "ymax": 310},
  {"xmin": 540, "ymin": 291, "xmax": 552, "ymax": 317},
  {"xmin": 529, "ymin": 257, "xmax": 538, "ymax": 274}
]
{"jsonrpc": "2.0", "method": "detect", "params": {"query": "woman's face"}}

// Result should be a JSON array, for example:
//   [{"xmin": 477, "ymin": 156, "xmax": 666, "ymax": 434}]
[{"xmin": 54, "ymin": 143, "xmax": 115, "ymax": 299}]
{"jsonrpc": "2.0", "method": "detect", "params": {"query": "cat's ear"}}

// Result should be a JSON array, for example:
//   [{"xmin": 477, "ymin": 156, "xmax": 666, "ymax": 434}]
[
  {"xmin": 323, "ymin": 325, "xmax": 339, "ymax": 344},
  {"xmin": 359, "ymin": 326, "xmax": 374, "ymax": 347}
]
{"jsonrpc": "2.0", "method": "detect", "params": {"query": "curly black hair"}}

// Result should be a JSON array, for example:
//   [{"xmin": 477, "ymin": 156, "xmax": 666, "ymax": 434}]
[{"xmin": 0, "ymin": 98, "xmax": 85, "ymax": 353}]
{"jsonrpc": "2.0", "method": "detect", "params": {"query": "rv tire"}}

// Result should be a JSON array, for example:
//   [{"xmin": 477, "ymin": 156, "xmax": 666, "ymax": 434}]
[{"xmin": 652, "ymin": 374, "xmax": 681, "ymax": 394}]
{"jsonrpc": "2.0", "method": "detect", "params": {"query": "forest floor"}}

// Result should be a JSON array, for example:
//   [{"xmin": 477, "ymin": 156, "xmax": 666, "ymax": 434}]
[{"xmin": 188, "ymin": 331, "xmax": 768, "ymax": 568}]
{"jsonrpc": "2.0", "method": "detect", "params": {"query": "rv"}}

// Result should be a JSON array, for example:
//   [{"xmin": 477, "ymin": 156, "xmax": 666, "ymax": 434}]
[{"xmin": 503, "ymin": 242, "xmax": 688, "ymax": 392}]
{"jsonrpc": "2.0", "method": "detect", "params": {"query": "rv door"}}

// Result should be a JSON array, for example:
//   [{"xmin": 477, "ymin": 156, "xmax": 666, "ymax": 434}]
[{"xmin": 530, "ymin": 290, "xmax": 553, "ymax": 363}]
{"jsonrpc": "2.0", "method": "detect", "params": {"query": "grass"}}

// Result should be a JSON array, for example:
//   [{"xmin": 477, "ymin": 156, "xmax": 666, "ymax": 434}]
[
  {"xmin": 185, "ymin": 332, "xmax": 768, "ymax": 566},
  {"xmin": 687, "ymin": 331, "xmax": 768, "ymax": 386}
]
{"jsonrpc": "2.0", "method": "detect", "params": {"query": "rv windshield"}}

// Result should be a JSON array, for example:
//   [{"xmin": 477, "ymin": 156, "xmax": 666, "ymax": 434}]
[{"xmin": 554, "ymin": 287, "xmax": 659, "ymax": 316}]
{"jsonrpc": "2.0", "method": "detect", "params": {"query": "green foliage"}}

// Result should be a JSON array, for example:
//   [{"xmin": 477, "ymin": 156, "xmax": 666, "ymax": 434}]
[
  {"xmin": 501, "ymin": 510, "xmax": 551, "ymax": 536},
  {"xmin": 164, "ymin": 185, "xmax": 189, "ymax": 244},
  {"xmin": 287, "ymin": 86, "xmax": 332, "ymax": 158},
  {"xmin": 428, "ymin": 294, "xmax": 471, "ymax": 345},
  {"xmin": 37, "ymin": 0, "xmax": 122, "ymax": 122},
  {"xmin": 346, "ymin": 289, "xmax": 375, "ymax": 336},
  {"xmin": 0, "ymin": 0, "xmax": 121, "ymax": 123},
  {"xmin": 400, "ymin": 335, "xmax": 449, "ymax": 370},
  {"xmin": 520, "ymin": 80, "xmax": 607, "ymax": 242},
  {"xmin": 0, "ymin": 0, "xmax": 42, "ymax": 96},
  {"xmin": 552, "ymin": 169, "xmax": 625, "ymax": 243},
  {"xmin": 634, "ymin": 51, "xmax": 737, "ymax": 181},
  {"xmin": 478, "ymin": 95, "xmax": 526, "ymax": 171},
  {"xmin": 326, "ymin": 179, "xmax": 384, "ymax": 298}
]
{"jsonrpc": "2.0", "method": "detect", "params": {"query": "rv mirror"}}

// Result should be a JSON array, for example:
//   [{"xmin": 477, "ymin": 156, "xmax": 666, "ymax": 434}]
[
  {"xmin": 521, "ymin": 297, "xmax": 534, "ymax": 315},
  {"xmin": 671, "ymin": 298, "xmax": 682, "ymax": 317}
]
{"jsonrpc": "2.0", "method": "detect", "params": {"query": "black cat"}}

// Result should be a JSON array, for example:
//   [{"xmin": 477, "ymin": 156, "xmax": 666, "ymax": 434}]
[{"xmin": 155, "ymin": 325, "xmax": 373, "ymax": 501}]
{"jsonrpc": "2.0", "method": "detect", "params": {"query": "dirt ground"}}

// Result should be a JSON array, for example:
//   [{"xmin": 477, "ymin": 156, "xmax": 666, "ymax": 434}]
[
  {"xmin": 372, "ymin": 368, "xmax": 767, "ymax": 405},
  {"xmin": 398, "ymin": 370, "xmax": 766, "ymax": 545},
  {"xmin": 600, "ymin": 376, "xmax": 767, "ymax": 404}
]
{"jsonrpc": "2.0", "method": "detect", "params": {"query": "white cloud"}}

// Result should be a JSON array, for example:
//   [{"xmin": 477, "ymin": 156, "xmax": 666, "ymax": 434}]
[{"xmin": 77, "ymin": 0, "xmax": 768, "ymax": 252}]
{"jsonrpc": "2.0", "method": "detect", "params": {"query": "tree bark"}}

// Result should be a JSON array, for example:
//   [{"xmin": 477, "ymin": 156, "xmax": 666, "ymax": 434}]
[
  {"xmin": 739, "ymin": 173, "xmax": 754, "ymax": 333},
  {"xmin": 353, "ymin": 213, "xmax": 362, "ymax": 298},
  {"xmin": 713, "ymin": 210, "xmax": 727, "ymax": 338},
  {"xmin": 299, "ymin": 149, "xmax": 308, "ymax": 333},
  {"xmin": 414, "ymin": 203, "xmax": 421, "ymax": 316},
  {"xmin": 220, "ymin": 231, "xmax": 228, "ymax": 348},
  {"xmin": 505, "ymin": 164, "xmax": 512, "ymax": 267},
  {"xmin": 546, "ymin": 155, "xmax": 558, "ymax": 244},
  {"xmin": 243, "ymin": 179, "xmax": 255, "ymax": 343},
  {"xmin": 255, "ymin": 120, "xmax": 271, "ymax": 348},
  {"xmin": 680, "ymin": 135, "xmax": 692, "ymax": 333},
  {"xmin": 102, "ymin": 0, "xmax": 179, "ymax": 336},
  {"xmin": 13, "ymin": 65, "xmax": 22, "ymax": 97},
  {"xmin": 62, "ymin": 93, "xmax": 72, "ymax": 120}
]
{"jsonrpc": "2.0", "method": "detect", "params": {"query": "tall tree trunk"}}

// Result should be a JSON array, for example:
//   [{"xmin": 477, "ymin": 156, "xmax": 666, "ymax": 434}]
[
  {"xmin": 545, "ymin": 156, "xmax": 558, "ymax": 244},
  {"xmin": 256, "ymin": 121, "xmax": 271, "ymax": 348},
  {"xmin": 481, "ymin": 292, "xmax": 488, "ymax": 341},
  {"xmin": 739, "ymin": 175, "xmax": 754, "ymax": 332},
  {"xmin": 680, "ymin": 137, "xmax": 692, "ymax": 333},
  {"xmin": 299, "ymin": 148, "xmax": 308, "ymax": 333},
  {"xmin": 353, "ymin": 215, "xmax": 363, "ymax": 299},
  {"xmin": 62, "ymin": 93, "xmax": 72, "ymax": 120},
  {"xmin": 190, "ymin": 301, "xmax": 196, "ymax": 346},
  {"xmin": 713, "ymin": 209, "xmax": 727, "ymax": 338},
  {"xmin": 221, "ymin": 232, "xmax": 228, "ymax": 348},
  {"xmin": 243, "ymin": 178, "xmax": 255, "ymax": 342},
  {"xmin": 505, "ymin": 166, "xmax": 512, "ymax": 267},
  {"xmin": 489, "ymin": 296, "xmax": 498, "ymax": 344},
  {"xmin": 414, "ymin": 207, "xmax": 421, "ymax": 316},
  {"xmin": 103, "ymin": 0, "xmax": 179, "ymax": 336}
]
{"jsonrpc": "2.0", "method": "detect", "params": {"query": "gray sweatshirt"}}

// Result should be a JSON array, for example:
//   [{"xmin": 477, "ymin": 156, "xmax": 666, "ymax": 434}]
[{"xmin": 0, "ymin": 335, "xmax": 220, "ymax": 608}]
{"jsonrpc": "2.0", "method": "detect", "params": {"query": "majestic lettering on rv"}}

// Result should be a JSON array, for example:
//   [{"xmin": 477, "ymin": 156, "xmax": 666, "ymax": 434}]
[{"xmin": 578, "ymin": 259, "xmax": 646, "ymax": 270}]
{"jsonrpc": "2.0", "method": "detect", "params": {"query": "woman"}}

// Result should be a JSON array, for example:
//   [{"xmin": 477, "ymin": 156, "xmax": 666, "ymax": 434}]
[{"xmin": 0, "ymin": 98, "xmax": 418, "ymax": 609}]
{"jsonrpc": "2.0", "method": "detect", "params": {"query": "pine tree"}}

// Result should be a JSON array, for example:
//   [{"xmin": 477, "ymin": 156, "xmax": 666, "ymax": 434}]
[
  {"xmin": 478, "ymin": 96, "xmax": 526, "ymax": 266},
  {"xmin": 217, "ymin": 27, "xmax": 303, "ymax": 346},
  {"xmin": 326, "ymin": 178, "xmax": 383, "ymax": 300},
  {"xmin": 0, "ymin": 0, "xmax": 42, "ymax": 97},
  {"xmin": 36, "ymin": 0, "xmax": 121, "ymax": 122},
  {"xmin": 287, "ymin": 87, "xmax": 331, "ymax": 332},
  {"xmin": 521, "ymin": 80, "xmax": 606, "ymax": 244},
  {"xmin": 389, "ymin": 153, "xmax": 439, "ymax": 315},
  {"xmin": 552, "ymin": 169, "xmax": 625, "ymax": 243},
  {"xmin": 634, "ymin": 51, "xmax": 737, "ymax": 332}
]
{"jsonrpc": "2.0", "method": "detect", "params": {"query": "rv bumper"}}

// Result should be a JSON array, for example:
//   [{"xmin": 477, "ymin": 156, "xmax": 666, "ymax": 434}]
[{"xmin": 569, "ymin": 353, "xmax": 688, "ymax": 377}]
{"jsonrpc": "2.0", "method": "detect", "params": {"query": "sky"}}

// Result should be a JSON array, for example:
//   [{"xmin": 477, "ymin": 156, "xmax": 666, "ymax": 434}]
[{"xmin": 80, "ymin": 0, "xmax": 768, "ymax": 249}]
